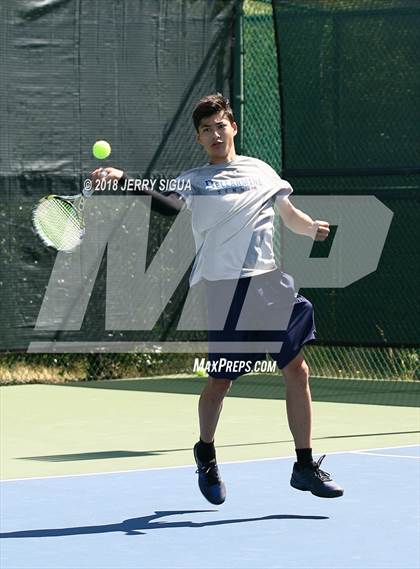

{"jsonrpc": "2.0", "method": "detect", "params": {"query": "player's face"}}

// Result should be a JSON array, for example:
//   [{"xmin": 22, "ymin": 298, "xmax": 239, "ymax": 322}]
[{"xmin": 196, "ymin": 111, "xmax": 237, "ymax": 164}]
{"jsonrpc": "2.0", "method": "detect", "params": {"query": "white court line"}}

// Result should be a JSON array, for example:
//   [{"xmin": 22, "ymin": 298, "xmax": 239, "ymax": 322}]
[
  {"xmin": 352, "ymin": 451, "xmax": 419, "ymax": 459},
  {"xmin": 1, "ymin": 443, "xmax": 419, "ymax": 483}
]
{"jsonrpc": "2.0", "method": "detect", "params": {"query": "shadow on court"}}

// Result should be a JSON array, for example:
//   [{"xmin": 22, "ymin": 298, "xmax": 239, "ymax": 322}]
[
  {"xmin": 0, "ymin": 510, "xmax": 328, "ymax": 539},
  {"xmin": 17, "ymin": 429, "xmax": 420, "ymax": 462},
  {"xmin": 63, "ymin": 374, "xmax": 420, "ymax": 407}
]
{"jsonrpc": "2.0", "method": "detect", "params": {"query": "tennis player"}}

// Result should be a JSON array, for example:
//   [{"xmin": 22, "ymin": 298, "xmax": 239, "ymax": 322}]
[{"xmin": 91, "ymin": 93, "xmax": 343, "ymax": 504}]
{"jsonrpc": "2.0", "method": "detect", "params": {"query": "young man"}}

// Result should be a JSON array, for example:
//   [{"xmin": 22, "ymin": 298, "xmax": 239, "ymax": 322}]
[{"xmin": 91, "ymin": 94, "xmax": 343, "ymax": 505}]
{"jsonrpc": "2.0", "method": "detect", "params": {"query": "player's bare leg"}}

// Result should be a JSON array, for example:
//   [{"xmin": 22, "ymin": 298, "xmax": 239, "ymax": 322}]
[
  {"xmin": 282, "ymin": 353, "xmax": 312, "ymax": 449},
  {"xmin": 193, "ymin": 377, "xmax": 231, "ymax": 505},
  {"xmin": 283, "ymin": 352, "xmax": 344, "ymax": 498},
  {"xmin": 198, "ymin": 378, "xmax": 232, "ymax": 442}
]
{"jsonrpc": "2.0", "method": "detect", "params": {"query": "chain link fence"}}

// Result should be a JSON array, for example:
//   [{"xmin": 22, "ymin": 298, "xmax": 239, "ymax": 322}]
[
  {"xmin": 240, "ymin": 0, "xmax": 419, "ymax": 382},
  {"xmin": 1, "ymin": 345, "xmax": 418, "ymax": 383},
  {"xmin": 1, "ymin": 0, "xmax": 418, "ymax": 384}
]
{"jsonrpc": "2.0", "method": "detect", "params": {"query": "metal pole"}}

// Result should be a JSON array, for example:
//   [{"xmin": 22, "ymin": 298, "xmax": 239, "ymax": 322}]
[{"xmin": 233, "ymin": 0, "xmax": 244, "ymax": 154}]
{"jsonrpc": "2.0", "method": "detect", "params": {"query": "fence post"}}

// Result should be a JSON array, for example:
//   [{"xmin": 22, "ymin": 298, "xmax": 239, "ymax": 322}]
[{"xmin": 233, "ymin": 0, "xmax": 244, "ymax": 154}]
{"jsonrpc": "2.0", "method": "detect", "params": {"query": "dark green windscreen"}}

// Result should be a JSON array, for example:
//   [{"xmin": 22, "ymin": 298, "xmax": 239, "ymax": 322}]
[
  {"xmin": 0, "ymin": 0, "xmax": 235, "ymax": 350},
  {"xmin": 271, "ymin": 0, "xmax": 420, "ymax": 345}
]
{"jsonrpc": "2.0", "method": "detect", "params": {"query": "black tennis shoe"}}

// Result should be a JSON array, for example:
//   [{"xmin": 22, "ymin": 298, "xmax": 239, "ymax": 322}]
[
  {"xmin": 193, "ymin": 443, "xmax": 226, "ymax": 505},
  {"xmin": 290, "ymin": 455, "xmax": 344, "ymax": 498}
]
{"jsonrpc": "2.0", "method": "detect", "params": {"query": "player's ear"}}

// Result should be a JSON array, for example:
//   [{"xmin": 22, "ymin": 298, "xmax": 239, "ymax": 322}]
[
  {"xmin": 232, "ymin": 121, "xmax": 238, "ymax": 137},
  {"xmin": 196, "ymin": 130, "xmax": 203, "ymax": 145}
]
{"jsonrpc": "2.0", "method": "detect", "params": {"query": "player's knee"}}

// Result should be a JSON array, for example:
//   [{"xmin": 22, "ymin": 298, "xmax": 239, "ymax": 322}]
[
  {"xmin": 207, "ymin": 378, "xmax": 232, "ymax": 396},
  {"xmin": 283, "ymin": 358, "xmax": 309, "ymax": 388},
  {"xmin": 300, "ymin": 359, "xmax": 310, "ymax": 380}
]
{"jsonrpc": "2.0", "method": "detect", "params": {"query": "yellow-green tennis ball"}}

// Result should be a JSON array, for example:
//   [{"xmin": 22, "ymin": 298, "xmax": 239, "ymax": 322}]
[
  {"xmin": 196, "ymin": 368, "xmax": 206, "ymax": 377},
  {"xmin": 92, "ymin": 140, "xmax": 111, "ymax": 160}
]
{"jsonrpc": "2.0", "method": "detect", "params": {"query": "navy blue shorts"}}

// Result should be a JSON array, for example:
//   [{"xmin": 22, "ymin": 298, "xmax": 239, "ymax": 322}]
[{"xmin": 205, "ymin": 270, "xmax": 316, "ymax": 380}]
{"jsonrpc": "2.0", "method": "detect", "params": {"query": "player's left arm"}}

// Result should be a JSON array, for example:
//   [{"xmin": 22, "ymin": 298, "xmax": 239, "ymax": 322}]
[{"xmin": 276, "ymin": 196, "xmax": 330, "ymax": 241}]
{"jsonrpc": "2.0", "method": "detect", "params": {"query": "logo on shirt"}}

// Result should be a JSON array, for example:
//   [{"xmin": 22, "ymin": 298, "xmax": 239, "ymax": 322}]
[{"xmin": 204, "ymin": 177, "xmax": 258, "ymax": 194}]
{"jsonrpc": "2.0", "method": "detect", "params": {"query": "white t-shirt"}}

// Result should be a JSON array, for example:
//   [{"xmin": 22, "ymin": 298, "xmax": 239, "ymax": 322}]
[{"xmin": 175, "ymin": 155, "xmax": 292, "ymax": 286}]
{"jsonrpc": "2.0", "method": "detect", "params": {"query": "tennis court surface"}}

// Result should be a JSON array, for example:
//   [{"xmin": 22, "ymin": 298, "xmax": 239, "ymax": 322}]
[{"xmin": 1, "ymin": 376, "xmax": 419, "ymax": 569}]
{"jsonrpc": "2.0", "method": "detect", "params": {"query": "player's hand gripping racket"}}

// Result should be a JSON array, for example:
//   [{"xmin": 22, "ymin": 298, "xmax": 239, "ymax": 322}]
[{"xmin": 32, "ymin": 170, "xmax": 106, "ymax": 252}]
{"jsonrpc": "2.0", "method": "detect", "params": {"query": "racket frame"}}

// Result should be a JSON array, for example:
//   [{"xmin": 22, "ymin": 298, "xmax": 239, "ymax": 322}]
[{"xmin": 32, "ymin": 193, "xmax": 86, "ymax": 252}]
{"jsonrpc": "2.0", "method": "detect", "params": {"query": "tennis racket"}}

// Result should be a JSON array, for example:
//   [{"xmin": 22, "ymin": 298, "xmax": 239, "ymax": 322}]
[{"xmin": 32, "ymin": 170, "xmax": 105, "ymax": 252}]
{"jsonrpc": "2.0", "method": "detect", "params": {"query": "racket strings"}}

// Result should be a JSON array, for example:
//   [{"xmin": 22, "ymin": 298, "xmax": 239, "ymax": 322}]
[{"xmin": 33, "ymin": 198, "xmax": 84, "ymax": 251}]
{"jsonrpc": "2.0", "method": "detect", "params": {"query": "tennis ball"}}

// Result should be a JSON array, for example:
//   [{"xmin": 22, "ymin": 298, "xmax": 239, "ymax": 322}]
[
  {"xmin": 92, "ymin": 140, "xmax": 111, "ymax": 160},
  {"xmin": 196, "ymin": 368, "xmax": 207, "ymax": 377}
]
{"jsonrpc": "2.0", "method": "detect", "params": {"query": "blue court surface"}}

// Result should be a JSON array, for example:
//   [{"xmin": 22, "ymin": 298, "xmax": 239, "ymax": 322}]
[{"xmin": 1, "ymin": 445, "xmax": 419, "ymax": 569}]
